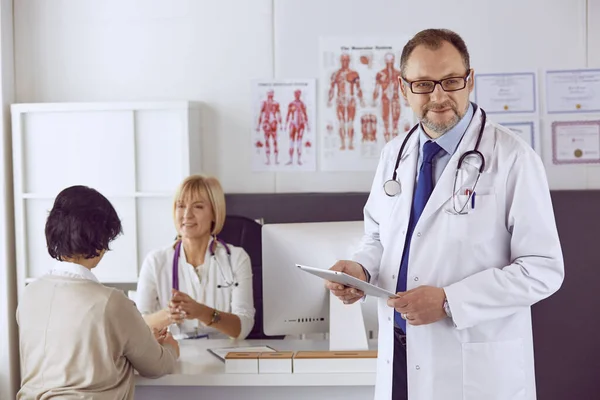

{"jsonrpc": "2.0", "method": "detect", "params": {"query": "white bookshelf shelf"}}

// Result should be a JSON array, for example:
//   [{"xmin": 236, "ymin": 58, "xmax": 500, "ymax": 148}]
[{"xmin": 12, "ymin": 101, "xmax": 202, "ymax": 294}]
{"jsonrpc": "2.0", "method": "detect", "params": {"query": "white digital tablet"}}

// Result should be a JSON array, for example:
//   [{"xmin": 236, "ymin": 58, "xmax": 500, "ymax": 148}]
[{"xmin": 296, "ymin": 264, "xmax": 399, "ymax": 299}]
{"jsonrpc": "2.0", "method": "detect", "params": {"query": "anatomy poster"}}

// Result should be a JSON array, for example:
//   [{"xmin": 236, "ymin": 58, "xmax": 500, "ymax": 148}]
[
  {"xmin": 319, "ymin": 37, "xmax": 414, "ymax": 171},
  {"xmin": 251, "ymin": 79, "xmax": 316, "ymax": 172}
]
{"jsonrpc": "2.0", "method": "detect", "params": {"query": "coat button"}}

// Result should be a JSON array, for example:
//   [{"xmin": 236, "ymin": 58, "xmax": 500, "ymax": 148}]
[
  {"xmin": 388, "ymin": 317, "xmax": 391, "ymax": 322},
  {"xmin": 417, "ymin": 232, "xmax": 422, "ymax": 237},
  {"xmin": 387, "ymin": 359, "xmax": 390, "ymax": 364},
  {"xmin": 414, "ymin": 277, "xmax": 419, "ymax": 282},
  {"xmin": 392, "ymin": 275, "xmax": 396, "ymax": 280},
  {"xmin": 416, "ymin": 365, "xmax": 420, "ymax": 370}
]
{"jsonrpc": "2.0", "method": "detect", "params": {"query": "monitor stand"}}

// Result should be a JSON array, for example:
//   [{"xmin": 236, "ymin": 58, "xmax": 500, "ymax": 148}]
[{"xmin": 328, "ymin": 293, "xmax": 369, "ymax": 351}]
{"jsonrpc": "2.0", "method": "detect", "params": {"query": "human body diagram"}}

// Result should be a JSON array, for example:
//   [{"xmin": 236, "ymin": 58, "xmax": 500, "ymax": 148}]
[
  {"xmin": 327, "ymin": 54, "xmax": 365, "ymax": 150},
  {"xmin": 372, "ymin": 53, "xmax": 409, "ymax": 143},
  {"xmin": 256, "ymin": 90, "xmax": 282, "ymax": 165},
  {"xmin": 361, "ymin": 113, "xmax": 378, "ymax": 142},
  {"xmin": 284, "ymin": 90, "xmax": 310, "ymax": 165}
]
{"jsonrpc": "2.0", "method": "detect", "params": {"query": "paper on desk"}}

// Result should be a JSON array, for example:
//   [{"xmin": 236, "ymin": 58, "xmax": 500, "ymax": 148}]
[{"xmin": 208, "ymin": 345, "xmax": 277, "ymax": 362}]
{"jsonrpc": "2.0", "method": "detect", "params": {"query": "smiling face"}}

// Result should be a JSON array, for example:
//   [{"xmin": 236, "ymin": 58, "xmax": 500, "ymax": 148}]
[
  {"xmin": 172, "ymin": 175, "xmax": 226, "ymax": 241},
  {"xmin": 174, "ymin": 190, "xmax": 214, "ymax": 240},
  {"xmin": 400, "ymin": 41, "xmax": 473, "ymax": 138}
]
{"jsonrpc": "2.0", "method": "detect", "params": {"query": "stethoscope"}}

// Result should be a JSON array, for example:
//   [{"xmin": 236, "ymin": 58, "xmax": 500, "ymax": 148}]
[
  {"xmin": 172, "ymin": 236, "xmax": 238, "ymax": 291},
  {"xmin": 383, "ymin": 105, "xmax": 486, "ymax": 215}
]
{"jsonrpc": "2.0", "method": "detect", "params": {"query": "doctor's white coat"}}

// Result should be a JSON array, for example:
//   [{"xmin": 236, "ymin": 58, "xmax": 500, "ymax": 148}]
[{"xmin": 352, "ymin": 107, "xmax": 564, "ymax": 400}]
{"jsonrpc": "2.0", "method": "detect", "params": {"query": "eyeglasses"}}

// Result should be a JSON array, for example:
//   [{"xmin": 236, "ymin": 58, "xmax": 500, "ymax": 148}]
[{"xmin": 400, "ymin": 71, "xmax": 471, "ymax": 94}]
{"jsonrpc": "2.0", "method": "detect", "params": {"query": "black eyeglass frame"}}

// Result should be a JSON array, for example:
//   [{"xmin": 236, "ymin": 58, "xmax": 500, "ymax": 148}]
[{"xmin": 400, "ymin": 70, "xmax": 472, "ymax": 94}]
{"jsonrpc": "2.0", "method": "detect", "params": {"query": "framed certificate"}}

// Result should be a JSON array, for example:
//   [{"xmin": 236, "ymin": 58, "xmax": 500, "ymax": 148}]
[
  {"xmin": 474, "ymin": 72, "xmax": 537, "ymax": 114},
  {"xmin": 551, "ymin": 120, "xmax": 600, "ymax": 164},
  {"xmin": 546, "ymin": 69, "xmax": 600, "ymax": 113},
  {"xmin": 502, "ymin": 121, "xmax": 537, "ymax": 151}
]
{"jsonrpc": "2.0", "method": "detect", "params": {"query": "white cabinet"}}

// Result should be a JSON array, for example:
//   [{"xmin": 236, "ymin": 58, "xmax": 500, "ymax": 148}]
[{"xmin": 11, "ymin": 101, "xmax": 202, "ymax": 294}]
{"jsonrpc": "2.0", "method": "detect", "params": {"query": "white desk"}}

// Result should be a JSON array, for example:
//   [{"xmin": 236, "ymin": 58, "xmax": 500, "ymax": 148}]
[{"xmin": 135, "ymin": 339, "xmax": 377, "ymax": 400}]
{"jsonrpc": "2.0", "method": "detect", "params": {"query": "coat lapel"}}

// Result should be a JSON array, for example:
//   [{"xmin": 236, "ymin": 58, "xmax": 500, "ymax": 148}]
[{"xmin": 388, "ymin": 131, "xmax": 420, "ymax": 229}]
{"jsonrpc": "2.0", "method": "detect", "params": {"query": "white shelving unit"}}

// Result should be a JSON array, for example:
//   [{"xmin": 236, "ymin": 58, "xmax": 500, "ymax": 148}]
[{"xmin": 11, "ymin": 101, "xmax": 202, "ymax": 295}]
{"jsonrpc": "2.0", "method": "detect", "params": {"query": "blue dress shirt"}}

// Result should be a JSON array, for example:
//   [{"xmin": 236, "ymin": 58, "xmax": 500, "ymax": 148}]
[{"xmin": 416, "ymin": 102, "xmax": 475, "ymax": 182}]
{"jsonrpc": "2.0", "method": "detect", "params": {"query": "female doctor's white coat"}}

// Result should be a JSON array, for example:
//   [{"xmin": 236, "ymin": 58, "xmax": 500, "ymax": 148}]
[
  {"xmin": 136, "ymin": 241, "xmax": 256, "ymax": 340},
  {"xmin": 352, "ymin": 107, "xmax": 564, "ymax": 400}
]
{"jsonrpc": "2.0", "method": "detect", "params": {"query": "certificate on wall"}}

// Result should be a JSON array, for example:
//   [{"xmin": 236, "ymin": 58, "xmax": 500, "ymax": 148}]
[
  {"xmin": 545, "ymin": 69, "xmax": 600, "ymax": 113},
  {"xmin": 551, "ymin": 120, "xmax": 600, "ymax": 164},
  {"xmin": 501, "ymin": 121, "xmax": 538, "ymax": 152},
  {"xmin": 474, "ymin": 72, "xmax": 537, "ymax": 114}
]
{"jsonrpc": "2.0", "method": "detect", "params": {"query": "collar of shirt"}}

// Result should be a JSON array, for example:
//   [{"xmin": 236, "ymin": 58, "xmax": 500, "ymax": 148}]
[
  {"xmin": 418, "ymin": 102, "xmax": 475, "ymax": 158},
  {"xmin": 178, "ymin": 241, "xmax": 209, "ymax": 271},
  {"xmin": 48, "ymin": 261, "xmax": 100, "ymax": 283}
]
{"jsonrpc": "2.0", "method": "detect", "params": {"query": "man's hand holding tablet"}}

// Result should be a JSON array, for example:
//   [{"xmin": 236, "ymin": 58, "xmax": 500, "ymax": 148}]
[{"xmin": 325, "ymin": 260, "xmax": 368, "ymax": 304}]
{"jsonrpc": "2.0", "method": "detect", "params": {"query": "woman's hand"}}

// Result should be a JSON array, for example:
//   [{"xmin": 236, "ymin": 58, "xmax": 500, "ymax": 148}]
[
  {"xmin": 159, "ymin": 331, "xmax": 180, "ymax": 358},
  {"xmin": 170, "ymin": 289, "xmax": 205, "ymax": 320},
  {"xmin": 153, "ymin": 327, "xmax": 168, "ymax": 342},
  {"xmin": 166, "ymin": 303, "xmax": 186, "ymax": 324}
]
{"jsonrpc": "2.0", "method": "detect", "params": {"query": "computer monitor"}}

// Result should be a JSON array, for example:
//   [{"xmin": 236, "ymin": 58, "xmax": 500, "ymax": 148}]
[{"xmin": 262, "ymin": 220, "xmax": 378, "ymax": 338}]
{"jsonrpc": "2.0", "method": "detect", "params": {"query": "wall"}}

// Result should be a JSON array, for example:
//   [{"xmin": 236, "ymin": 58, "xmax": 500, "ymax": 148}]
[
  {"xmin": 590, "ymin": 0, "xmax": 600, "ymax": 68},
  {"xmin": 14, "ymin": 0, "xmax": 276, "ymax": 192},
  {"xmin": 0, "ymin": 0, "xmax": 17, "ymax": 398},
  {"xmin": 4, "ymin": 1, "xmax": 600, "ymax": 397},
  {"xmin": 13, "ymin": 0, "xmax": 596, "ymax": 193},
  {"xmin": 274, "ymin": 0, "xmax": 589, "ymax": 191}
]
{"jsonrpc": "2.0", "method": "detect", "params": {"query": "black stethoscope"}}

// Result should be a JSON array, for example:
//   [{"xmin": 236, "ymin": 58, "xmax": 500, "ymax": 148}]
[
  {"xmin": 383, "ymin": 105, "xmax": 487, "ymax": 214},
  {"xmin": 172, "ymin": 237, "xmax": 238, "ymax": 290}
]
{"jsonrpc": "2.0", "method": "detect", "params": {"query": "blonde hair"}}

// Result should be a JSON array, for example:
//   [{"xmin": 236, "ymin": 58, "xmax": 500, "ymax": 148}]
[{"xmin": 173, "ymin": 174, "xmax": 226, "ymax": 238}]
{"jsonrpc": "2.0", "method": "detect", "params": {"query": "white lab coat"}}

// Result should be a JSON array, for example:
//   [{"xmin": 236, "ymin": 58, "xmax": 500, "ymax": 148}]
[
  {"xmin": 136, "ymin": 241, "xmax": 256, "ymax": 340},
  {"xmin": 352, "ymin": 107, "xmax": 564, "ymax": 400}
]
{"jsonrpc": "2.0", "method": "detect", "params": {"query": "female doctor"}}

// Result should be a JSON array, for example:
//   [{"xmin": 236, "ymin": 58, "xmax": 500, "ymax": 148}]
[
  {"xmin": 327, "ymin": 29, "xmax": 564, "ymax": 400},
  {"xmin": 136, "ymin": 174, "xmax": 255, "ymax": 340}
]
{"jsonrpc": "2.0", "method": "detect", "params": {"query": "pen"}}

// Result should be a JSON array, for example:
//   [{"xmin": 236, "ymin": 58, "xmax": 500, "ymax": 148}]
[{"xmin": 471, "ymin": 192, "xmax": 476, "ymax": 209}]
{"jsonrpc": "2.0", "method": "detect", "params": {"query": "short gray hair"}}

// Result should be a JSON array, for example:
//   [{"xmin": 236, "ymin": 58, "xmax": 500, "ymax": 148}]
[{"xmin": 400, "ymin": 29, "xmax": 470, "ymax": 77}]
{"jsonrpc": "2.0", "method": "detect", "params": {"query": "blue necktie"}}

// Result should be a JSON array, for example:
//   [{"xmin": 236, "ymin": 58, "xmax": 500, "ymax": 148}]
[{"xmin": 395, "ymin": 140, "xmax": 443, "ymax": 332}]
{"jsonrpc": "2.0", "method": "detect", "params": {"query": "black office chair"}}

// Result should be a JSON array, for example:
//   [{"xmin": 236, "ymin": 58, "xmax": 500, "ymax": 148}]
[{"xmin": 218, "ymin": 215, "xmax": 282, "ymax": 339}]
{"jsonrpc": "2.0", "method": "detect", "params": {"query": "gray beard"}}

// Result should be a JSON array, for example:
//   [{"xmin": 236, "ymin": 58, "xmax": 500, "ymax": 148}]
[{"xmin": 421, "ymin": 111, "xmax": 460, "ymax": 135}]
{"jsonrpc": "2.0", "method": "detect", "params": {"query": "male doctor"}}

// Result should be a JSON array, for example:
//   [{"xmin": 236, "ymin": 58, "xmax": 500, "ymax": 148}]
[{"xmin": 326, "ymin": 29, "xmax": 564, "ymax": 400}]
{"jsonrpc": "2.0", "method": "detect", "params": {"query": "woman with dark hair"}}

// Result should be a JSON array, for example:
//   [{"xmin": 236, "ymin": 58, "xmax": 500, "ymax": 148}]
[{"xmin": 16, "ymin": 185, "xmax": 179, "ymax": 400}]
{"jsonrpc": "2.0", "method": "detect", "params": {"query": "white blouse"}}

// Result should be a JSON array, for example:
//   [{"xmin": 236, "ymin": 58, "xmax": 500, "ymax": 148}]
[
  {"xmin": 136, "ymin": 241, "xmax": 255, "ymax": 340},
  {"xmin": 48, "ymin": 261, "xmax": 100, "ymax": 282}
]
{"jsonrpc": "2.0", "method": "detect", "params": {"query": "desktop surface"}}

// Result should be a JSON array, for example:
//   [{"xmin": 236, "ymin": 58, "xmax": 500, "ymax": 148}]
[{"xmin": 135, "ymin": 338, "xmax": 378, "ymax": 387}]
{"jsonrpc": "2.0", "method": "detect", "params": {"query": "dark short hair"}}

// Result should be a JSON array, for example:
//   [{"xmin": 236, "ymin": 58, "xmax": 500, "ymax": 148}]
[
  {"xmin": 400, "ymin": 29, "xmax": 470, "ymax": 77},
  {"xmin": 45, "ymin": 185, "xmax": 123, "ymax": 260}
]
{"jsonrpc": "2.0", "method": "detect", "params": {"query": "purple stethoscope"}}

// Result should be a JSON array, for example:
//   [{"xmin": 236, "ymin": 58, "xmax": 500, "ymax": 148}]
[{"xmin": 172, "ymin": 237, "xmax": 238, "ymax": 290}]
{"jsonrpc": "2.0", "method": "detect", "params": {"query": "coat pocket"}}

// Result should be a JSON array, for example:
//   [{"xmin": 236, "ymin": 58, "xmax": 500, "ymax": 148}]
[
  {"xmin": 462, "ymin": 339, "xmax": 526, "ymax": 400},
  {"xmin": 448, "ymin": 192, "xmax": 497, "ymax": 243}
]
